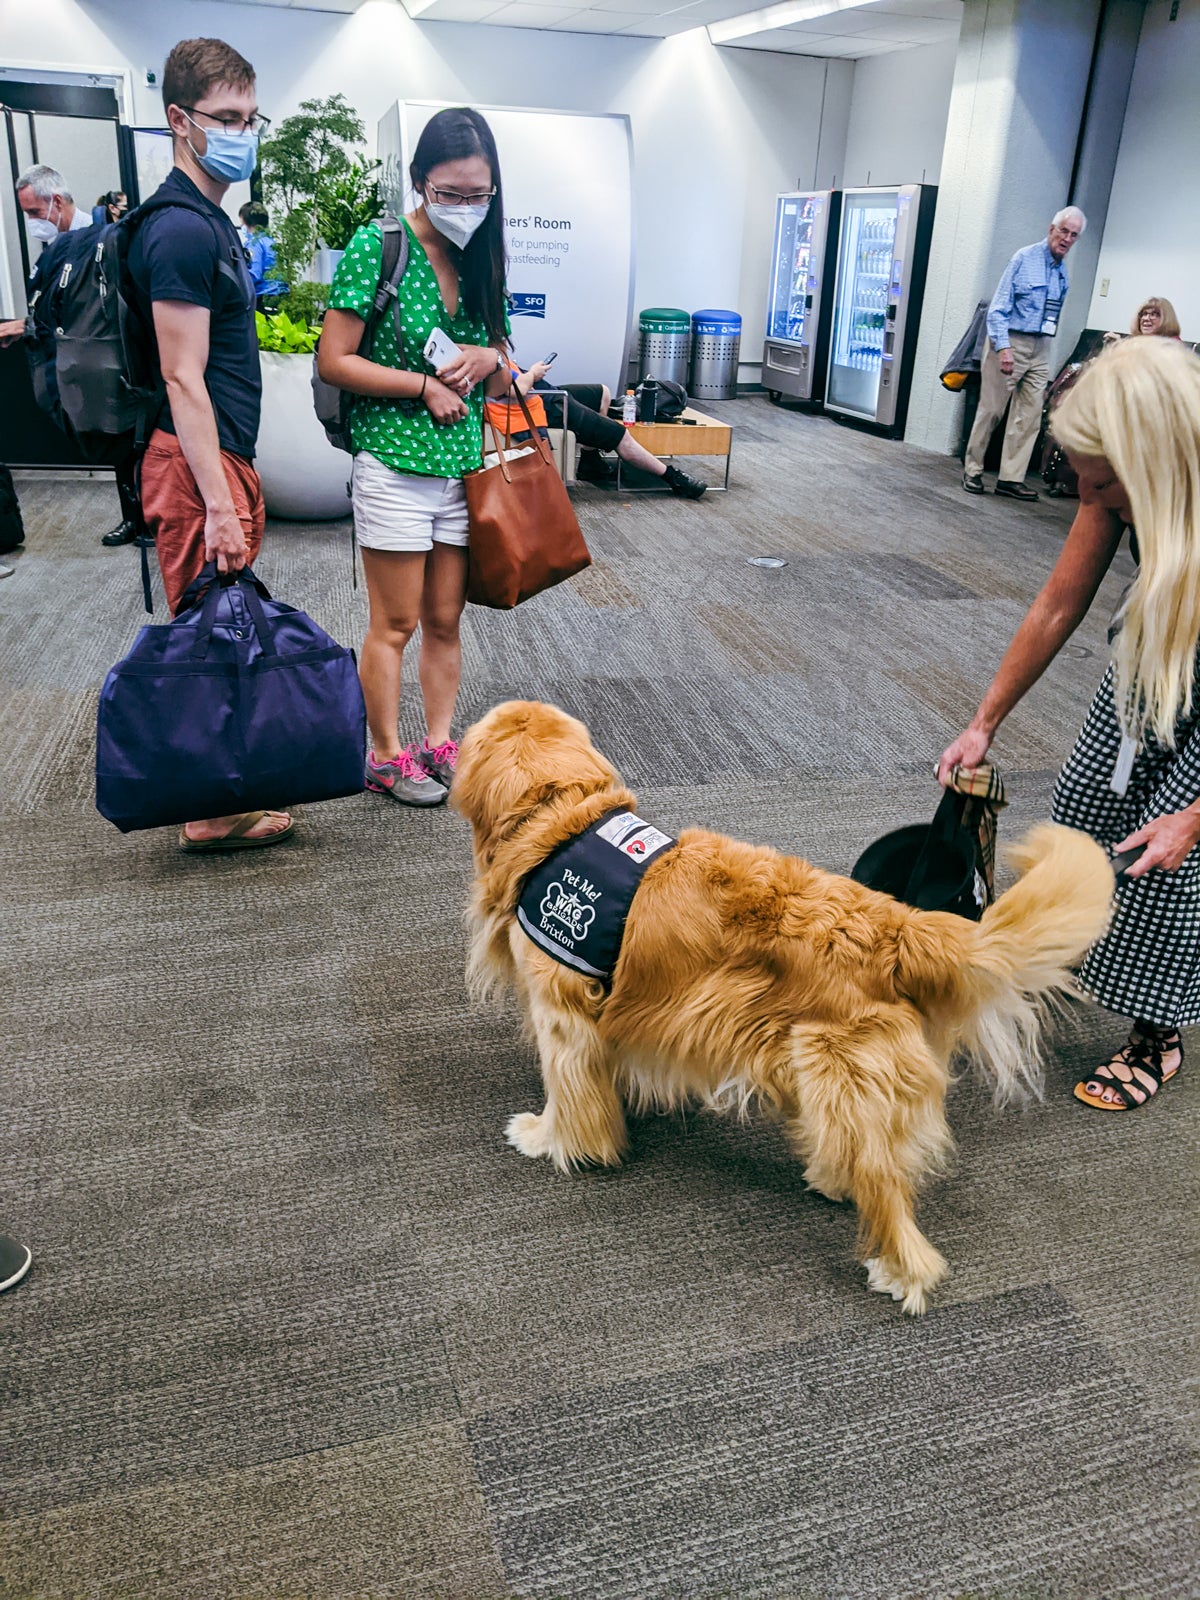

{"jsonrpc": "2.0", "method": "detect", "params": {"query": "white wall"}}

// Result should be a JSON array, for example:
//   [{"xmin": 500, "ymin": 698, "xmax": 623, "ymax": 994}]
[
  {"xmin": 0, "ymin": 0, "xmax": 855, "ymax": 377},
  {"xmin": 840, "ymin": 37, "xmax": 957, "ymax": 188},
  {"xmin": 1087, "ymin": 0, "xmax": 1200, "ymax": 338}
]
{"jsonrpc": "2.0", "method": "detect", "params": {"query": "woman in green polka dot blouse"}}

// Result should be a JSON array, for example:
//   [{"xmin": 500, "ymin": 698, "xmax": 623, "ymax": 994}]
[{"xmin": 319, "ymin": 108, "xmax": 513, "ymax": 806}]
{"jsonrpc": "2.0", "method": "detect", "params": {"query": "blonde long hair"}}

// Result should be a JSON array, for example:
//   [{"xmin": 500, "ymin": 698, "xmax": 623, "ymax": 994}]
[{"xmin": 1052, "ymin": 337, "xmax": 1200, "ymax": 747}]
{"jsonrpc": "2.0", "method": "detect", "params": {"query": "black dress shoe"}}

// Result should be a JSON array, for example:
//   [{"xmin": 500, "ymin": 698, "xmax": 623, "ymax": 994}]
[
  {"xmin": 994, "ymin": 479, "xmax": 1038, "ymax": 501},
  {"xmin": 962, "ymin": 472, "xmax": 985, "ymax": 495},
  {"xmin": 663, "ymin": 463, "xmax": 707, "ymax": 499},
  {"xmin": 101, "ymin": 520, "xmax": 137, "ymax": 547}
]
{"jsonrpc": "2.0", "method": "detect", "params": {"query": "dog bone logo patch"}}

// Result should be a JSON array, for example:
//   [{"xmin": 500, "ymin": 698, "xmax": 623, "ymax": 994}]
[
  {"xmin": 597, "ymin": 812, "xmax": 674, "ymax": 861},
  {"xmin": 541, "ymin": 879, "xmax": 596, "ymax": 940}
]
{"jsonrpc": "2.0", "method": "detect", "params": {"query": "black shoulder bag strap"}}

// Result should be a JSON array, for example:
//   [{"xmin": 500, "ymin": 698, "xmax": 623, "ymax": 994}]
[{"xmin": 368, "ymin": 216, "xmax": 410, "ymax": 352}]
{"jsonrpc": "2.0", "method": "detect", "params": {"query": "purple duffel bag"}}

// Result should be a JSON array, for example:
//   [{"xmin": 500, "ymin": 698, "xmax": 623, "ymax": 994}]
[{"xmin": 96, "ymin": 562, "xmax": 365, "ymax": 832}]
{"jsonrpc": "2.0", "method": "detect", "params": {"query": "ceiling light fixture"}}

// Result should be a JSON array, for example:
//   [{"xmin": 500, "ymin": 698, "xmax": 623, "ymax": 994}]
[
  {"xmin": 707, "ymin": 0, "xmax": 867, "ymax": 46},
  {"xmin": 405, "ymin": 0, "xmax": 439, "ymax": 16}
]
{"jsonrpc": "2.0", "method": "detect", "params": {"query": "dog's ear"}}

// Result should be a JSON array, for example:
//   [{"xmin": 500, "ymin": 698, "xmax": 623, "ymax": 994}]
[{"xmin": 453, "ymin": 699, "xmax": 623, "ymax": 852}]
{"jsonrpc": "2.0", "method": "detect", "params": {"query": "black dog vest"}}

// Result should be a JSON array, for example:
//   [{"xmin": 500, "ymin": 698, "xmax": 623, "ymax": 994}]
[{"xmin": 516, "ymin": 809, "xmax": 677, "ymax": 981}]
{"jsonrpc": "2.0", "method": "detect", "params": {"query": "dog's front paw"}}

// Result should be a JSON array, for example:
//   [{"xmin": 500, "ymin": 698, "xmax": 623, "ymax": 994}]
[
  {"xmin": 506, "ymin": 1111, "xmax": 553, "ymax": 1160},
  {"xmin": 864, "ymin": 1256, "xmax": 938, "ymax": 1315}
]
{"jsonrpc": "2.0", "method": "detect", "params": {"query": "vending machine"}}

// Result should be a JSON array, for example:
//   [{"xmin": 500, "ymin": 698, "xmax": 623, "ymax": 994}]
[
  {"xmin": 825, "ymin": 184, "xmax": 938, "ymax": 435},
  {"xmin": 761, "ymin": 189, "xmax": 841, "ymax": 405}
]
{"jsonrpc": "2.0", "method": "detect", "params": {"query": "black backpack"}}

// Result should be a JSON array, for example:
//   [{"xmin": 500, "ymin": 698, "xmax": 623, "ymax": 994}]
[
  {"xmin": 644, "ymin": 377, "xmax": 688, "ymax": 419},
  {"xmin": 312, "ymin": 215, "xmax": 410, "ymax": 452},
  {"xmin": 24, "ymin": 191, "xmax": 245, "ymax": 464}
]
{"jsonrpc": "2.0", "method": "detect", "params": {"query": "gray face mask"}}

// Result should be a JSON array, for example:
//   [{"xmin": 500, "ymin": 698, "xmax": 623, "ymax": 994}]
[{"xmin": 425, "ymin": 200, "xmax": 490, "ymax": 250}]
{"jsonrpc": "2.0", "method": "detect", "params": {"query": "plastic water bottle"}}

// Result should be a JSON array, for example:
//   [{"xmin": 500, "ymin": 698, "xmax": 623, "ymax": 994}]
[{"xmin": 622, "ymin": 388, "xmax": 637, "ymax": 426}]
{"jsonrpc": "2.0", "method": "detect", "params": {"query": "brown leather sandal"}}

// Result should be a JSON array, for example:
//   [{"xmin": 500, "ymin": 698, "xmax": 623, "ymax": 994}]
[{"xmin": 1074, "ymin": 1022, "xmax": 1183, "ymax": 1110}]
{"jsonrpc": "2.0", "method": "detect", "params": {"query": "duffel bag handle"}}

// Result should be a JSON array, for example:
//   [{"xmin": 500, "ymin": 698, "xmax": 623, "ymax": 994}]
[
  {"xmin": 183, "ymin": 563, "xmax": 279, "ymax": 662},
  {"xmin": 177, "ymin": 559, "xmax": 273, "ymax": 614}
]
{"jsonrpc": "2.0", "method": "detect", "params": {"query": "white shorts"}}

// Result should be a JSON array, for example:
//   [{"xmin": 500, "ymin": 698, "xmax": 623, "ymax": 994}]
[{"xmin": 351, "ymin": 452, "xmax": 469, "ymax": 552}]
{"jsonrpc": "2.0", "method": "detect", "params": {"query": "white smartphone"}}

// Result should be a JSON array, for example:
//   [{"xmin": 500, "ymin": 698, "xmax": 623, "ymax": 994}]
[{"xmin": 423, "ymin": 327, "xmax": 462, "ymax": 370}]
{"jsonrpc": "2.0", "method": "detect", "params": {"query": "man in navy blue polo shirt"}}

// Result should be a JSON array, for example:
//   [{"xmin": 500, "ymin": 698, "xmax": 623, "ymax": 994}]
[
  {"xmin": 130, "ymin": 37, "xmax": 293, "ymax": 852},
  {"xmin": 963, "ymin": 206, "xmax": 1085, "ymax": 502}
]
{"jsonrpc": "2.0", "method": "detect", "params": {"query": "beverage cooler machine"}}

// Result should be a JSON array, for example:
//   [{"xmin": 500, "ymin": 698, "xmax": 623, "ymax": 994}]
[
  {"xmin": 762, "ymin": 189, "xmax": 841, "ymax": 405},
  {"xmin": 825, "ymin": 183, "xmax": 938, "ymax": 436}
]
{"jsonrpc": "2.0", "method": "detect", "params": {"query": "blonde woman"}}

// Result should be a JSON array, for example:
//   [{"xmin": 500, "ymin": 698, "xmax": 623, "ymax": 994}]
[
  {"xmin": 1130, "ymin": 296, "xmax": 1181, "ymax": 339},
  {"xmin": 939, "ymin": 337, "xmax": 1200, "ymax": 1109}
]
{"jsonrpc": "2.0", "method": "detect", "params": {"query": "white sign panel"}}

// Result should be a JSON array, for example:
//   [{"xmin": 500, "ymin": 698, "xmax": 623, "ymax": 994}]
[{"xmin": 379, "ymin": 102, "xmax": 634, "ymax": 394}]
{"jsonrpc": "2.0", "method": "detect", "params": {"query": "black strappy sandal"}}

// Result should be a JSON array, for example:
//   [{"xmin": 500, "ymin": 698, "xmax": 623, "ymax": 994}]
[{"xmin": 1074, "ymin": 1022, "xmax": 1183, "ymax": 1111}]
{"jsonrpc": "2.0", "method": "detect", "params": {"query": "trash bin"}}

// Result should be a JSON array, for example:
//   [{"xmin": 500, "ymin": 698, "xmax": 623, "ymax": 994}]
[
  {"xmin": 689, "ymin": 308, "xmax": 741, "ymax": 401},
  {"xmin": 638, "ymin": 307, "xmax": 691, "ymax": 387}
]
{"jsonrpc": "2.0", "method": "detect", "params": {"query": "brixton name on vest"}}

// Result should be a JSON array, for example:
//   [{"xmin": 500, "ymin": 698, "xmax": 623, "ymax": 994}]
[{"xmin": 517, "ymin": 810, "xmax": 677, "ymax": 982}]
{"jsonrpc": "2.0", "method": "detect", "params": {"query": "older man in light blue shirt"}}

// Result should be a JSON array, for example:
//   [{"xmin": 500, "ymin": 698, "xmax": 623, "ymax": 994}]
[{"xmin": 963, "ymin": 206, "xmax": 1085, "ymax": 501}]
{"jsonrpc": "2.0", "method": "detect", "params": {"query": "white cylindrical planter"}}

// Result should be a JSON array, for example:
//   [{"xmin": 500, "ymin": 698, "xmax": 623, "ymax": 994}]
[
  {"xmin": 256, "ymin": 350, "xmax": 352, "ymax": 521},
  {"xmin": 307, "ymin": 247, "xmax": 344, "ymax": 285}
]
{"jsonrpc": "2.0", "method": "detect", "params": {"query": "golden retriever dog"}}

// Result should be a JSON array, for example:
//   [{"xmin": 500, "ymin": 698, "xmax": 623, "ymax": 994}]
[{"xmin": 452, "ymin": 700, "xmax": 1115, "ymax": 1314}]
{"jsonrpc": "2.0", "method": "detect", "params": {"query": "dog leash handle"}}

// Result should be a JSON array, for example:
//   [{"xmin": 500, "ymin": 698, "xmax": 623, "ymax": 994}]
[{"xmin": 1111, "ymin": 842, "xmax": 1148, "ymax": 880}]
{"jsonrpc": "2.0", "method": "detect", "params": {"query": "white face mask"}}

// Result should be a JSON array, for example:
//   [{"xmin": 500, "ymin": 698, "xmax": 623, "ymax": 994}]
[
  {"xmin": 425, "ymin": 200, "xmax": 490, "ymax": 250},
  {"xmin": 26, "ymin": 201, "xmax": 60, "ymax": 242}
]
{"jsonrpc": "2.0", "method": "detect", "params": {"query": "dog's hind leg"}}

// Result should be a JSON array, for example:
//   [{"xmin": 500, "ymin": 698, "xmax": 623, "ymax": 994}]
[
  {"xmin": 506, "ymin": 995, "xmax": 628, "ymax": 1173},
  {"xmin": 788, "ymin": 1009, "xmax": 951, "ymax": 1315}
]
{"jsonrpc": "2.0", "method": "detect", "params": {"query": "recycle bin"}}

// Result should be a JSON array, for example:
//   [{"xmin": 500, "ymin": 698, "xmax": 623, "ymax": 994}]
[
  {"xmin": 638, "ymin": 307, "xmax": 691, "ymax": 387},
  {"xmin": 689, "ymin": 308, "xmax": 742, "ymax": 401}
]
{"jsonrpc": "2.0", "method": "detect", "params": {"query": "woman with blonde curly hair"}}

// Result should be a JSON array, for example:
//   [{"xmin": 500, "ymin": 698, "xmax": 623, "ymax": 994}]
[
  {"xmin": 939, "ymin": 336, "xmax": 1200, "ymax": 1109},
  {"xmin": 1130, "ymin": 296, "xmax": 1181, "ymax": 339}
]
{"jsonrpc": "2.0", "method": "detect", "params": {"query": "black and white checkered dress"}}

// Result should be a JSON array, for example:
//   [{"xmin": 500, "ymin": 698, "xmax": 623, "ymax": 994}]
[{"xmin": 1052, "ymin": 659, "xmax": 1200, "ymax": 1026}]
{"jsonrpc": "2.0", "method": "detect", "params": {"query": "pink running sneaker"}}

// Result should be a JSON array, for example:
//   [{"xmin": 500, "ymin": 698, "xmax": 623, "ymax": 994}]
[
  {"xmin": 365, "ymin": 745, "xmax": 448, "ymax": 807},
  {"xmin": 418, "ymin": 737, "xmax": 458, "ymax": 791}
]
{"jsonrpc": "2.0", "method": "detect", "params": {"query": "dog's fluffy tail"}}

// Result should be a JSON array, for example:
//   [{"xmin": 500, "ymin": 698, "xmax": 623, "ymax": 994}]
[{"xmin": 897, "ymin": 823, "xmax": 1115, "ymax": 1104}]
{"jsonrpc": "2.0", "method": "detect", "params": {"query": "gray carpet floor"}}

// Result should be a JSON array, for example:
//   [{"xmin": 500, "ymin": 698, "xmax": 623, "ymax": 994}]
[{"xmin": 1, "ymin": 399, "xmax": 1197, "ymax": 1599}]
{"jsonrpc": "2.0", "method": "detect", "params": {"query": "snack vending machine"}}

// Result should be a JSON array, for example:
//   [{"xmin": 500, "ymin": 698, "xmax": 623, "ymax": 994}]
[
  {"xmin": 761, "ymin": 189, "xmax": 841, "ymax": 405},
  {"xmin": 825, "ymin": 184, "xmax": 938, "ymax": 435}
]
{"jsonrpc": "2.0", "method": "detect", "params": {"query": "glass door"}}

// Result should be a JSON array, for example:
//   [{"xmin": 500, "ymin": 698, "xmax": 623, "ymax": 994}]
[
  {"xmin": 767, "ymin": 192, "xmax": 818, "ymax": 345},
  {"xmin": 826, "ymin": 190, "xmax": 899, "ymax": 419}
]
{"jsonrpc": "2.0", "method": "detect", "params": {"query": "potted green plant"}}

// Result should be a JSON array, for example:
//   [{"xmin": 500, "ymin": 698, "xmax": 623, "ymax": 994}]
[
  {"xmin": 252, "ymin": 96, "xmax": 381, "ymax": 521},
  {"xmin": 260, "ymin": 95, "xmax": 379, "ymax": 294}
]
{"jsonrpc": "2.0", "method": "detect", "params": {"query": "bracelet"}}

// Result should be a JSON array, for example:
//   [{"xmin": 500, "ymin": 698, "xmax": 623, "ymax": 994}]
[{"xmin": 419, "ymin": 373, "xmax": 427, "ymax": 399}]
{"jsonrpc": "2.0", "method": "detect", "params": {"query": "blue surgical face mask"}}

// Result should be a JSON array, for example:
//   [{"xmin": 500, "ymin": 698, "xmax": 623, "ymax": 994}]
[{"xmin": 184, "ymin": 115, "xmax": 259, "ymax": 185}]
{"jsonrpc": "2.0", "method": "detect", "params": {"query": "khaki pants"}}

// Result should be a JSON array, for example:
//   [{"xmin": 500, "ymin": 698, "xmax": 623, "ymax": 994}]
[{"xmin": 964, "ymin": 332, "xmax": 1051, "ymax": 483}]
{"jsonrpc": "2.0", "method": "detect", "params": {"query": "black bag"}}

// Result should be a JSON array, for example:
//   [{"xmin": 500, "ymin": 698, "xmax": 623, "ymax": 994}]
[
  {"xmin": 648, "ymin": 377, "xmax": 688, "ymax": 419},
  {"xmin": 939, "ymin": 298, "xmax": 989, "ymax": 391},
  {"xmin": 851, "ymin": 787, "xmax": 990, "ymax": 922},
  {"xmin": 24, "ymin": 192, "xmax": 243, "ymax": 464},
  {"xmin": 0, "ymin": 465, "xmax": 25, "ymax": 555},
  {"xmin": 312, "ymin": 216, "xmax": 409, "ymax": 453}
]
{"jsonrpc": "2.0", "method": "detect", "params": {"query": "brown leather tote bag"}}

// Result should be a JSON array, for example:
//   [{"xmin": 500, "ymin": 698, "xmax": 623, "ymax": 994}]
[{"xmin": 464, "ymin": 384, "xmax": 591, "ymax": 609}]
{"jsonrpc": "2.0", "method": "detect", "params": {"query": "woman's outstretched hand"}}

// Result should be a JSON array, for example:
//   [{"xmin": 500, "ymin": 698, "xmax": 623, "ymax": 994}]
[{"xmin": 936, "ymin": 726, "xmax": 992, "ymax": 786}]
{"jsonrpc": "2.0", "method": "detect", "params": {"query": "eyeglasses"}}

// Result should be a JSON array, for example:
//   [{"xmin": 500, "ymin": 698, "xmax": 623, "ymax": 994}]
[
  {"xmin": 180, "ymin": 106, "xmax": 272, "ymax": 137},
  {"xmin": 427, "ymin": 183, "xmax": 496, "ymax": 208}
]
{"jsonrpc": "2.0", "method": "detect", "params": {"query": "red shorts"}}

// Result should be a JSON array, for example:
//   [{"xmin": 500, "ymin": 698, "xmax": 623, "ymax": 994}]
[{"xmin": 140, "ymin": 429, "xmax": 265, "ymax": 615}]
